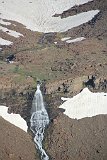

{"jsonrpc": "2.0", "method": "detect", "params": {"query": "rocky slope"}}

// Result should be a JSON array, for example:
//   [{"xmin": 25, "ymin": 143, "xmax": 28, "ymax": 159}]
[
  {"xmin": 0, "ymin": 117, "xmax": 39, "ymax": 160},
  {"xmin": 45, "ymin": 114, "xmax": 107, "ymax": 160},
  {"xmin": 0, "ymin": 0, "xmax": 107, "ymax": 160}
]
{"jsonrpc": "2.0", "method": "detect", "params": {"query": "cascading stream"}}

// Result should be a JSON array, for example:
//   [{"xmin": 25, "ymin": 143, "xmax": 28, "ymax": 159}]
[{"xmin": 30, "ymin": 84, "xmax": 49, "ymax": 160}]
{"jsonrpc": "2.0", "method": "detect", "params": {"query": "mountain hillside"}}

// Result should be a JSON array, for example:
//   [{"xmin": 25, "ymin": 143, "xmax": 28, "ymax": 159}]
[
  {"xmin": 0, "ymin": 117, "xmax": 39, "ymax": 160},
  {"xmin": 0, "ymin": 0, "xmax": 107, "ymax": 160}
]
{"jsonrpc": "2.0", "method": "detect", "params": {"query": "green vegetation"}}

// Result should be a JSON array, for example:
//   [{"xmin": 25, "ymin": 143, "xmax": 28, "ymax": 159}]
[{"xmin": 11, "ymin": 64, "xmax": 49, "ymax": 84}]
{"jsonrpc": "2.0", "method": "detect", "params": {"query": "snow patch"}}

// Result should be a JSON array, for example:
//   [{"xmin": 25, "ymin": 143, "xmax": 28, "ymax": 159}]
[
  {"xmin": 0, "ymin": 26, "xmax": 23, "ymax": 38},
  {"xmin": 0, "ymin": 48, "xmax": 2, "ymax": 51},
  {"xmin": 61, "ymin": 97, "xmax": 71, "ymax": 101},
  {"xmin": 66, "ymin": 37, "xmax": 86, "ymax": 43},
  {"xmin": 0, "ymin": 0, "xmax": 99, "ymax": 33},
  {"xmin": 61, "ymin": 37, "xmax": 71, "ymax": 41},
  {"xmin": 0, "ymin": 19, "xmax": 11, "ymax": 25},
  {"xmin": 61, "ymin": 37, "xmax": 86, "ymax": 43},
  {"xmin": 59, "ymin": 88, "xmax": 107, "ymax": 119},
  {"xmin": 0, "ymin": 105, "xmax": 28, "ymax": 132},
  {"xmin": 0, "ymin": 38, "xmax": 13, "ymax": 45}
]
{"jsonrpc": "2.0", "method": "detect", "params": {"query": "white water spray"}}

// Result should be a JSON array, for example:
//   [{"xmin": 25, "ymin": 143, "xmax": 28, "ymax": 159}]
[{"xmin": 30, "ymin": 84, "xmax": 49, "ymax": 160}]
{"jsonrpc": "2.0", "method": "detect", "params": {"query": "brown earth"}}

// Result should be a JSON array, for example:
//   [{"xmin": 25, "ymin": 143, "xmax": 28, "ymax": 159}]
[
  {"xmin": 0, "ymin": 117, "xmax": 39, "ymax": 160},
  {"xmin": 45, "ymin": 114, "xmax": 107, "ymax": 160},
  {"xmin": 0, "ymin": 0, "xmax": 107, "ymax": 160}
]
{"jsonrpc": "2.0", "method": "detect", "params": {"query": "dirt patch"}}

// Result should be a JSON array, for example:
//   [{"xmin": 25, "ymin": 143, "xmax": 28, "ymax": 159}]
[
  {"xmin": 0, "ymin": 117, "xmax": 39, "ymax": 160},
  {"xmin": 45, "ymin": 114, "xmax": 107, "ymax": 160}
]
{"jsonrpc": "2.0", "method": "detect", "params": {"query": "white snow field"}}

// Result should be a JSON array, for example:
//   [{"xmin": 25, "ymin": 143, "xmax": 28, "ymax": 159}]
[
  {"xmin": 0, "ymin": 0, "xmax": 99, "ymax": 33},
  {"xmin": 59, "ymin": 88, "xmax": 107, "ymax": 119},
  {"xmin": 0, "ymin": 26, "xmax": 23, "ymax": 38},
  {"xmin": 0, "ymin": 38, "xmax": 13, "ymax": 45},
  {"xmin": 0, "ymin": 105, "xmax": 28, "ymax": 132}
]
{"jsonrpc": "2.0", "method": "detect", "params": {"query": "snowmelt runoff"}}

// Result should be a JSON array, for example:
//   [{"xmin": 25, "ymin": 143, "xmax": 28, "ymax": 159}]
[{"xmin": 30, "ymin": 84, "xmax": 49, "ymax": 160}]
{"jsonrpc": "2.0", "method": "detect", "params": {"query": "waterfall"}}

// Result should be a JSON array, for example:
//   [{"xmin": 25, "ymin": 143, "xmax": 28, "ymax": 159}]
[{"xmin": 30, "ymin": 84, "xmax": 49, "ymax": 160}]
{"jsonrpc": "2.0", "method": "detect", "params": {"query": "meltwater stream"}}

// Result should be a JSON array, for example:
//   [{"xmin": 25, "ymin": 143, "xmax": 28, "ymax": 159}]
[{"xmin": 30, "ymin": 84, "xmax": 49, "ymax": 160}]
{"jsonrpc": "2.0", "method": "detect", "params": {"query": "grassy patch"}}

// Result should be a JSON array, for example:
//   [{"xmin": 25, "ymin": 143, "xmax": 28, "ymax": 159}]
[{"xmin": 11, "ymin": 64, "xmax": 50, "ymax": 84}]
